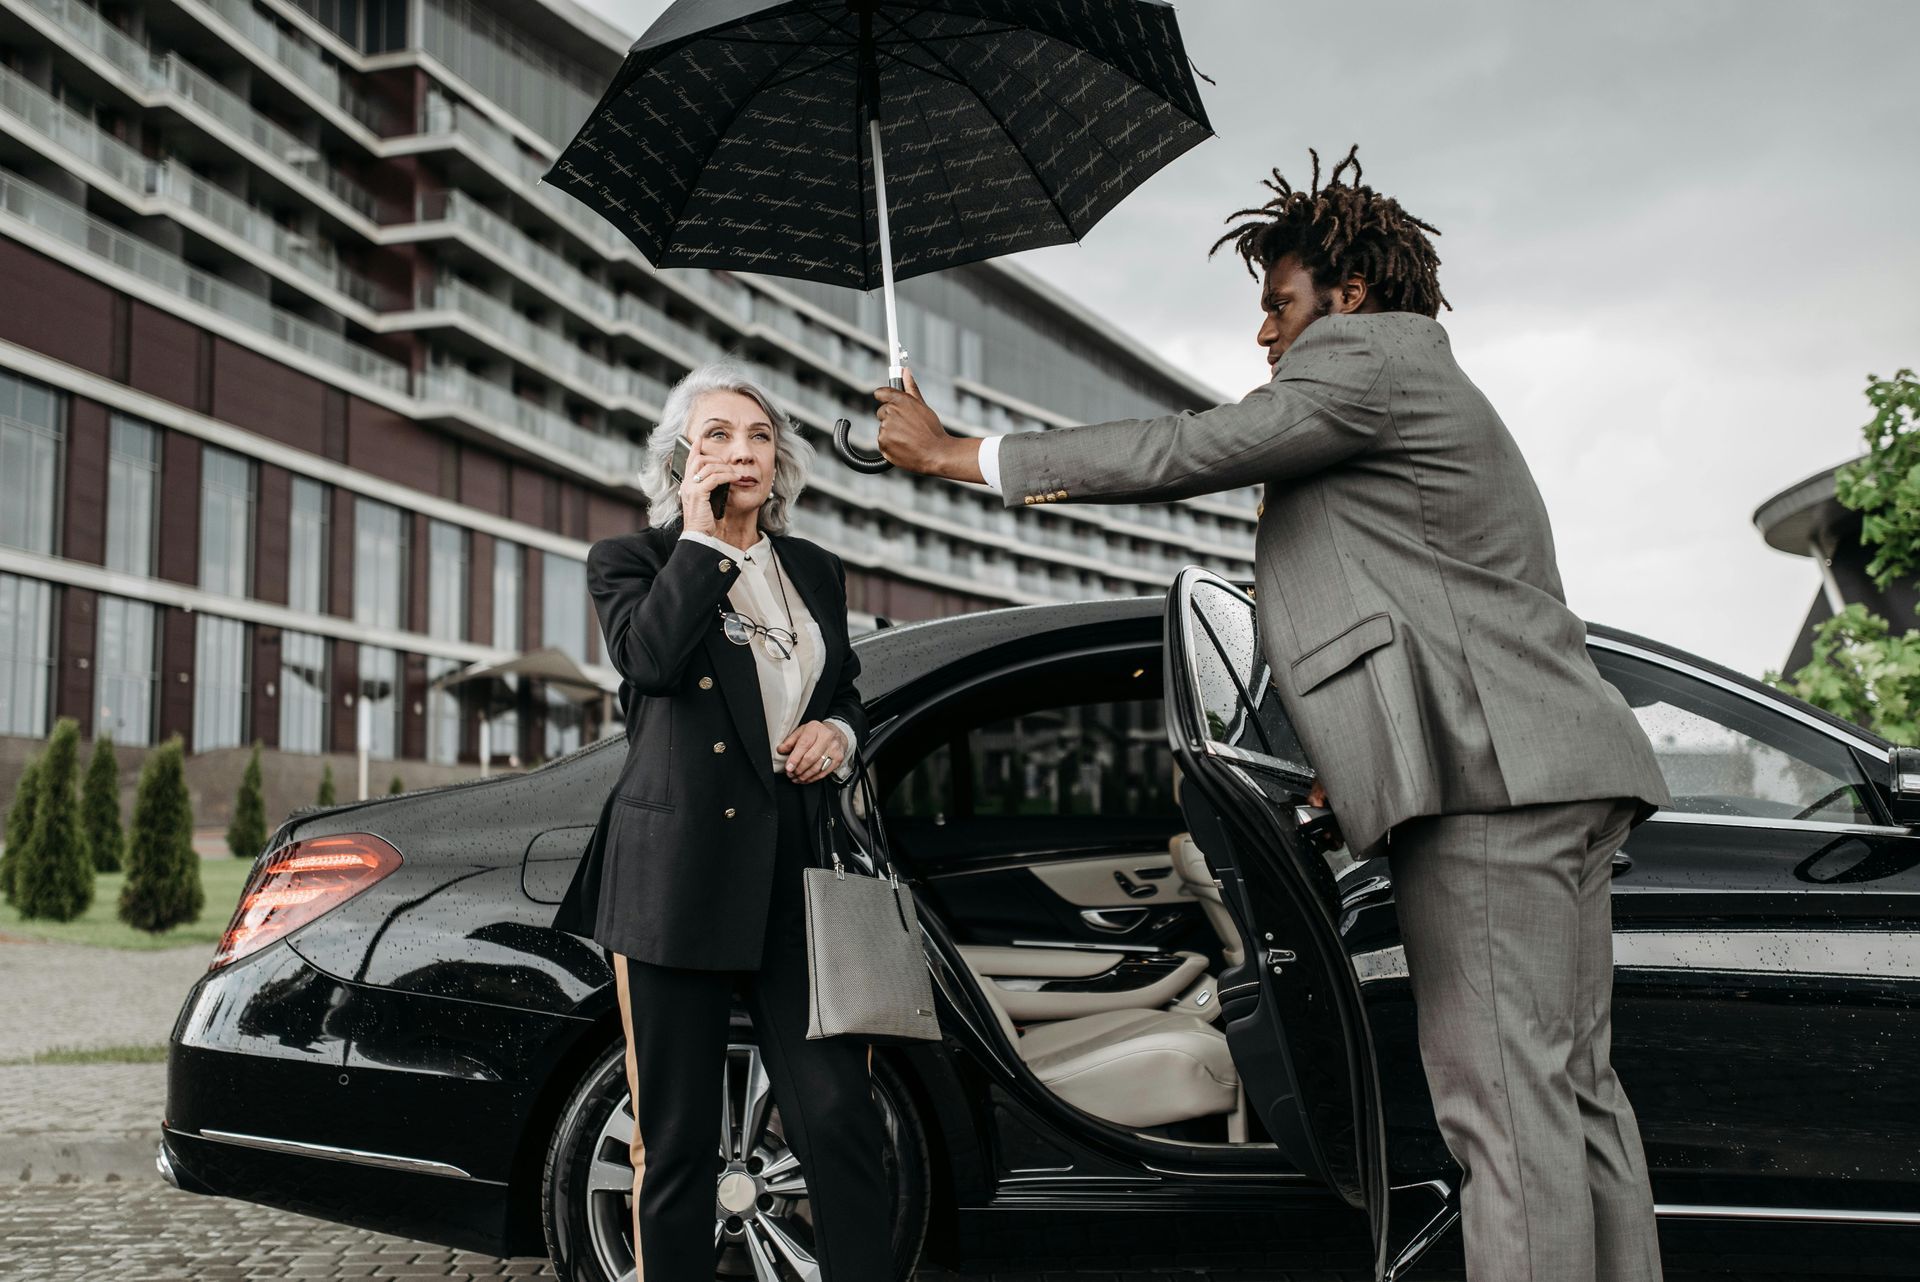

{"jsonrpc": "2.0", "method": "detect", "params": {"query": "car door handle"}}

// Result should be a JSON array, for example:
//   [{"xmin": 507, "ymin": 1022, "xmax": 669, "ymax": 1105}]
[
  {"xmin": 1611, "ymin": 850, "xmax": 1634, "ymax": 877},
  {"xmin": 1081, "ymin": 908, "xmax": 1150, "ymax": 933}
]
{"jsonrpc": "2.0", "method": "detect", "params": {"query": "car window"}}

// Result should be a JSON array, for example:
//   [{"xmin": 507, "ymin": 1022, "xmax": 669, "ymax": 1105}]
[
  {"xmin": 887, "ymin": 700, "xmax": 1180, "ymax": 822},
  {"xmin": 1592, "ymin": 649, "xmax": 1874, "ymax": 825}
]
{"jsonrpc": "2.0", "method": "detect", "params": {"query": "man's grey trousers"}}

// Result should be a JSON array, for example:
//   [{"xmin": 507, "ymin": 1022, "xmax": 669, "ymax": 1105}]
[{"xmin": 1389, "ymin": 798, "xmax": 1663, "ymax": 1282}]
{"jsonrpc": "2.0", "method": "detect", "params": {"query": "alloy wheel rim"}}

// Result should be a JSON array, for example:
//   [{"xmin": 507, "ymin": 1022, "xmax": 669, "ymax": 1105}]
[{"xmin": 585, "ymin": 1040, "xmax": 900, "ymax": 1282}]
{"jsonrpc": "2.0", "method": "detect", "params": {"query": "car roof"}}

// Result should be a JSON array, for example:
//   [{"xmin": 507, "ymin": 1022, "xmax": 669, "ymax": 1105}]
[{"xmin": 853, "ymin": 594, "xmax": 1887, "ymax": 751}]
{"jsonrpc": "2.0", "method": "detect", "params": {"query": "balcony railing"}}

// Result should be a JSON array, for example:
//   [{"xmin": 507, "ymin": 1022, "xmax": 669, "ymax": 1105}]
[
  {"xmin": 191, "ymin": 0, "xmax": 399, "ymax": 135},
  {"xmin": 419, "ymin": 364, "xmax": 646, "ymax": 476},
  {"xmin": 414, "ymin": 275, "xmax": 673, "ymax": 411},
  {"xmin": 24, "ymin": 0, "xmax": 395, "ymax": 224},
  {"xmin": 0, "ymin": 167, "xmax": 408, "ymax": 393},
  {"xmin": 149, "ymin": 162, "xmax": 399, "ymax": 310},
  {"xmin": 0, "ymin": 62, "xmax": 397, "ymax": 312},
  {"xmin": 417, "ymin": 189, "xmax": 738, "ymax": 371}
]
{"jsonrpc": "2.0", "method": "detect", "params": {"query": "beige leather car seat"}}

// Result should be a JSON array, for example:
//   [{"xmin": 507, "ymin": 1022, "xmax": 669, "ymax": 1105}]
[
  {"xmin": 956, "ymin": 949, "xmax": 1239, "ymax": 1130},
  {"xmin": 1169, "ymin": 769, "xmax": 1247, "ymax": 968}
]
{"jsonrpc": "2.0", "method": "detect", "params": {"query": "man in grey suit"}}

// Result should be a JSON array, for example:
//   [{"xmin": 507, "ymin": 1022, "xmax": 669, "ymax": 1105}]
[{"xmin": 873, "ymin": 149, "xmax": 1672, "ymax": 1282}]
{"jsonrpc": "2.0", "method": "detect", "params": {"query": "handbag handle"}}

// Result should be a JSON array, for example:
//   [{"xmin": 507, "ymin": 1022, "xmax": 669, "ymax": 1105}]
[{"xmin": 815, "ymin": 744, "xmax": 898, "ymax": 882}]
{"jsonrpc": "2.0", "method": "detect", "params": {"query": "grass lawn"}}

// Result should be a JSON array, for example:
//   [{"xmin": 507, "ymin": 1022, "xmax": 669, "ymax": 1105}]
[
  {"xmin": 0, "ymin": 1044, "xmax": 170, "ymax": 1066},
  {"xmin": 0, "ymin": 857, "xmax": 254, "ymax": 950}
]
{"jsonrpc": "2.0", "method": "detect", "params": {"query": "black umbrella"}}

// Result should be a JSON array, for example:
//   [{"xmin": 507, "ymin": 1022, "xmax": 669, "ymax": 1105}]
[{"xmin": 544, "ymin": 0, "xmax": 1212, "ymax": 464}]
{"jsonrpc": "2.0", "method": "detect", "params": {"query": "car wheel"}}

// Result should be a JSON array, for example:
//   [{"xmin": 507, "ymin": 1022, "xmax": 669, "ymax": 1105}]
[{"xmin": 542, "ymin": 1019, "xmax": 930, "ymax": 1281}]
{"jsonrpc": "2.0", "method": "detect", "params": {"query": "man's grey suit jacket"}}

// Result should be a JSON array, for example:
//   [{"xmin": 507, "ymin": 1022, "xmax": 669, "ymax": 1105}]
[{"xmin": 997, "ymin": 312, "xmax": 1670, "ymax": 856}]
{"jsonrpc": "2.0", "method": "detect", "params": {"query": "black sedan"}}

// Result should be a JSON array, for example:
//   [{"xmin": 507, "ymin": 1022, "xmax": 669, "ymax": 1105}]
[{"xmin": 160, "ymin": 569, "xmax": 1920, "ymax": 1280}]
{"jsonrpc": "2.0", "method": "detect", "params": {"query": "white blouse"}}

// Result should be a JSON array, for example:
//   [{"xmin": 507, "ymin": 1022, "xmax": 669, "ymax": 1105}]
[{"xmin": 682, "ymin": 530, "xmax": 857, "ymax": 781}]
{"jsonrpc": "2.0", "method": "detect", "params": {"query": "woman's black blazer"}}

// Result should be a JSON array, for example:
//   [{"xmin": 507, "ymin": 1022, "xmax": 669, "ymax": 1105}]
[{"xmin": 551, "ymin": 521, "xmax": 867, "ymax": 970}]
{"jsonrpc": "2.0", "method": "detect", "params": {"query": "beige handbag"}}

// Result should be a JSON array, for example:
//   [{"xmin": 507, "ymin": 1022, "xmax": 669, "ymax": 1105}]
[{"xmin": 801, "ymin": 751, "xmax": 941, "ymax": 1043}]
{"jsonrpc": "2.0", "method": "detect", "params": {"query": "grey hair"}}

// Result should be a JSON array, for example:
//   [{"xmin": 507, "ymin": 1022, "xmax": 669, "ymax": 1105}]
[{"xmin": 639, "ymin": 362, "xmax": 814, "ymax": 535}]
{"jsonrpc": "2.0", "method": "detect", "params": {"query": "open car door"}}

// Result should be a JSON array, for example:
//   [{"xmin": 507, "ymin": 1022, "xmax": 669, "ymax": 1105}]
[{"xmin": 1164, "ymin": 567, "xmax": 1397, "ymax": 1276}]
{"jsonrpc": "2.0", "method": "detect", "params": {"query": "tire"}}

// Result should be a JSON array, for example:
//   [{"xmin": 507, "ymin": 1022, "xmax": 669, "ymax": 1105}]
[{"xmin": 542, "ymin": 1017, "xmax": 930, "ymax": 1281}]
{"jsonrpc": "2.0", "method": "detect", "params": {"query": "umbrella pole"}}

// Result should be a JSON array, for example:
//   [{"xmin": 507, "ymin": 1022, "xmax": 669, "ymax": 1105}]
[{"xmin": 869, "ymin": 115, "xmax": 906, "ymax": 391}]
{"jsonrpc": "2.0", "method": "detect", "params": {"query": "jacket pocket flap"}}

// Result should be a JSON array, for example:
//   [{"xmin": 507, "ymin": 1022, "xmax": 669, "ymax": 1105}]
[{"xmin": 1291, "ymin": 613, "xmax": 1394, "ymax": 693}]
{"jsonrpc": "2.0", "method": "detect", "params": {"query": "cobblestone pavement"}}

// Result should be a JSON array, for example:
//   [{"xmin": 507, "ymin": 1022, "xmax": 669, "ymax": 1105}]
[
  {"xmin": 0, "ymin": 935, "xmax": 208, "ymax": 1060},
  {"xmin": 5, "ymin": 1181, "xmax": 1913, "ymax": 1282}
]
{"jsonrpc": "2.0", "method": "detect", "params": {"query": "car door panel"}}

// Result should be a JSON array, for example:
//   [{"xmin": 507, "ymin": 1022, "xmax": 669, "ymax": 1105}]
[{"xmin": 1164, "ymin": 568, "xmax": 1394, "ymax": 1276}]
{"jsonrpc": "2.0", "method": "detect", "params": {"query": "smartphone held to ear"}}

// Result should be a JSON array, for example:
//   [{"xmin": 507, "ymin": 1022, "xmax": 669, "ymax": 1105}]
[{"xmin": 669, "ymin": 436, "xmax": 729, "ymax": 521}]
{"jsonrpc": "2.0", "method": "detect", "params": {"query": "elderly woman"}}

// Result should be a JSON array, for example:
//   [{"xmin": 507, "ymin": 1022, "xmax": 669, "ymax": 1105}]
[{"xmin": 552, "ymin": 362, "xmax": 890, "ymax": 1280}]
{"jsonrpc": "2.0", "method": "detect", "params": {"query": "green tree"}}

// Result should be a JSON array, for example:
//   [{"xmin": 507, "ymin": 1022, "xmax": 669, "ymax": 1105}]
[
  {"xmin": 119, "ymin": 737, "xmax": 204, "ymax": 934},
  {"xmin": 227, "ymin": 743, "xmax": 266, "ymax": 859},
  {"xmin": 1832, "ymin": 370, "xmax": 1920, "ymax": 590},
  {"xmin": 1771, "ymin": 371, "xmax": 1920, "ymax": 742},
  {"xmin": 2, "ymin": 753, "xmax": 44, "ymax": 905},
  {"xmin": 317, "ymin": 763, "xmax": 337, "ymax": 807},
  {"xmin": 14, "ymin": 718, "xmax": 93, "ymax": 921},
  {"xmin": 388, "ymin": 774, "xmax": 406, "ymax": 796},
  {"xmin": 1769, "ymin": 605, "xmax": 1920, "ymax": 744},
  {"xmin": 82, "ymin": 736, "xmax": 124, "ymax": 873}
]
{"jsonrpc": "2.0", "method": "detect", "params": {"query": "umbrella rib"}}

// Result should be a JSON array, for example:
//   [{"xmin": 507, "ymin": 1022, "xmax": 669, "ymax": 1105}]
[{"xmin": 871, "ymin": 9, "xmax": 1078, "ymax": 239}]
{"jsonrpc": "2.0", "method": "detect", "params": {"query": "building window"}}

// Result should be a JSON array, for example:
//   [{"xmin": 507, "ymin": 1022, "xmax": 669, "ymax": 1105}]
[
  {"xmin": 193, "ymin": 615, "xmax": 250, "ymax": 752},
  {"xmin": 488, "ymin": 541, "xmax": 522, "ymax": 764},
  {"xmin": 427, "ymin": 656, "xmax": 461, "ymax": 765},
  {"xmin": 358, "ymin": 644, "xmax": 398, "ymax": 761},
  {"xmin": 427, "ymin": 521, "xmax": 467, "ymax": 641},
  {"xmin": 543, "ymin": 553, "xmax": 587, "ymax": 758},
  {"xmin": 422, "ymin": 522, "xmax": 469, "ymax": 767},
  {"xmin": 288, "ymin": 478, "xmax": 330, "ymax": 615},
  {"xmin": 95, "ymin": 597, "xmax": 156, "ymax": 745},
  {"xmin": 199, "ymin": 447, "xmax": 255, "ymax": 597},
  {"xmin": 105, "ymin": 417, "xmax": 160, "ymax": 576},
  {"xmin": 0, "ymin": 572, "xmax": 55, "ymax": 737},
  {"xmin": 280, "ymin": 630, "xmax": 330, "ymax": 755},
  {"xmin": 493, "ymin": 540, "xmax": 522, "ymax": 649},
  {"xmin": 353, "ymin": 498, "xmax": 408, "ymax": 631},
  {"xmin": 0, "ymin": 372, "xmax": 64, "ymax": 556}
]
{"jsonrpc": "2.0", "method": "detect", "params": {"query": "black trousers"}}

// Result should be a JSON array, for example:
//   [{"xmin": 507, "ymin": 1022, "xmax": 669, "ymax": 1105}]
[{"xmin": 612, "ymin": 771, "xmax": 892, "ymax": 1282}]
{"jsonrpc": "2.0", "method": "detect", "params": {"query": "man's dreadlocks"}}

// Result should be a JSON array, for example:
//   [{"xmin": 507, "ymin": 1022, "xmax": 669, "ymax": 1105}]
[{"xmin": 1210, "ymin": 146, "xmax": 1449, "ymax": 317}]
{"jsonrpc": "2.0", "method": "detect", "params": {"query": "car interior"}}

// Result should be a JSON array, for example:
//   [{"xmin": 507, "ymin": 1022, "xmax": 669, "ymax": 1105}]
[{"xmin": 874, "ymin": 647, "xmax": 1267, "ymax": 1146}]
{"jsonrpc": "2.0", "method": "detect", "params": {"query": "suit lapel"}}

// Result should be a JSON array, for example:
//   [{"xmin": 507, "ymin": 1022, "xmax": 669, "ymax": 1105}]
[{"xmin": 701, "ymin": 608, "xmax": 775, "ymax": 799}]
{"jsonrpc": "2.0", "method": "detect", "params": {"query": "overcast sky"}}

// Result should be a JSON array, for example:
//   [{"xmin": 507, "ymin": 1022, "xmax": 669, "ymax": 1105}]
[{"xmin": 574, "ymin": 0, "xmax": 1918, "ymax": 679}]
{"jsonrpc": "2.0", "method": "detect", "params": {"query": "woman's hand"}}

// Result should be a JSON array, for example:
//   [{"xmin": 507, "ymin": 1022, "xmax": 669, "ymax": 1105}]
[
  {"xmin": 779, "ymin": 719, "xmax": 848, "ymax": 784},
  {"xmin": 679, "ymin": 434, "xmax": 743, "ymax": 536}
]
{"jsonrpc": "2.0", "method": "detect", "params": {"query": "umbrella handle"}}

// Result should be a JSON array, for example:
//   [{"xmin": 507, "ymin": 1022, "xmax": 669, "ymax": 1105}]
[{"xmin": 833, "ymin": 417, "xmax": 893, "ymax": 474}]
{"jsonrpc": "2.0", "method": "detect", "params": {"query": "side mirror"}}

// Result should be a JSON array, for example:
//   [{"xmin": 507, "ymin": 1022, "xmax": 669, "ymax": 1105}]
[{"xmin": 1886, "ymin": 747, "xmax": 1920, "ymax": 826}]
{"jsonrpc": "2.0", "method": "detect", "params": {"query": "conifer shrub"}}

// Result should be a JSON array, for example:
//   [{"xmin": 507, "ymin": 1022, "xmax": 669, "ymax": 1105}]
[
  {"xmin": 227, "ymin": 743, "xmax": 266, "ymax": 859},
  {"xmin": 1, "ymin": 753, "xmax": 43, "ymax": 905},
  {"xmin": 14, "ymin": 718, "xmax": 93, "ymax": 921},
  {"xmin": 82, "ymin": 735, "xmax": 124, "ymax": 873},
  {"xmin": 318, "ymin": 763, "xmax": 337, "ymax": 806},
  {"xmin": 119, "ymin": 737, "xmax": 204, "ymax": 934}
]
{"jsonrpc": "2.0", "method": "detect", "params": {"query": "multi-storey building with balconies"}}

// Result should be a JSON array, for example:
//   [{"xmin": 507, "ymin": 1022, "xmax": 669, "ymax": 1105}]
[{"xmin": 0, "ymin": 0, "xmax": 1256, "ymax": 784}]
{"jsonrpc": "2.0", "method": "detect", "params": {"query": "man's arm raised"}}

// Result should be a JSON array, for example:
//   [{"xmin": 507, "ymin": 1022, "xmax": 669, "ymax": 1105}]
[{"xmin": 875, "ymin": 318, "xmax": 1388, "ymax": 507}]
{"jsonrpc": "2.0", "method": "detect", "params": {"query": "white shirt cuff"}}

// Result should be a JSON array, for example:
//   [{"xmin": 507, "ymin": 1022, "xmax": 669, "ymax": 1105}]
[
  {"xmin": 977, "ymin": 434, "xmax": 1003, "ymax": 493},
  {"xmin": 823, "ymin": 716, "xmax": 859, "ymax": 783},
  {"xmin": 679, "ymin": 529, "xmax": 746, "ymax": 558}
]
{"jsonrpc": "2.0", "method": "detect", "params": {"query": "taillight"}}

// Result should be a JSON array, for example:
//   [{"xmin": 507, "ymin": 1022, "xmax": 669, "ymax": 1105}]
[{"xmin": 210, "ymin": 833, "xmax": 403, "ymax": 971}]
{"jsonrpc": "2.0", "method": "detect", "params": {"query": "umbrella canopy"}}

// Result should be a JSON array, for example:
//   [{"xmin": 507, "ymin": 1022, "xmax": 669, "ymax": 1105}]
[
  {"xmin": 543, "ymin": 0, "xmax": 1213, "ymax": 293},
  {"xmin": 433, "ymin": 647, "xmax": 611, "ymax": 703}
]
